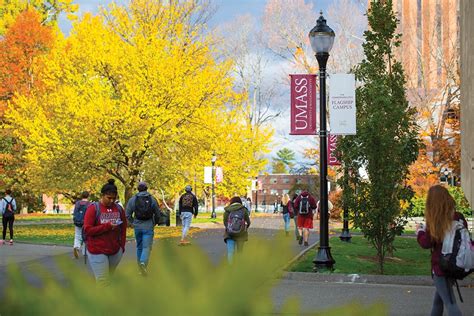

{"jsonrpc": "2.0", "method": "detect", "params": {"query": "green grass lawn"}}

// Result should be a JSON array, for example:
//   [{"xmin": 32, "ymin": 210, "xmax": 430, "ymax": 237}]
[{"xmin": 290, "ymin": 236, "xmax": 431, "ymax": 275}]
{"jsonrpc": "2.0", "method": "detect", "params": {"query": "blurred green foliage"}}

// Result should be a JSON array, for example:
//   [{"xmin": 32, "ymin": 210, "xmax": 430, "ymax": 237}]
[
  {"xmin": 0, "ymin": 237, "xmax": 387, "ymax": 315},
  {"xmin": 407, "ymin": 186, "xmax": 472, "ymax": 218}
]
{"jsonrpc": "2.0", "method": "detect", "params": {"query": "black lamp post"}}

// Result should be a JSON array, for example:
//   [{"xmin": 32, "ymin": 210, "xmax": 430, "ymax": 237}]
[
  {"xmin": 211, "ymin": 152, "xmax": 217, "ymax": 219},
  {"xmin": 309, "ymin": 12, "xmax": 336, "ymax": 272},
  {"xmin": 339, "ymin": 168, "xmax": 352, "ymax": 242}
]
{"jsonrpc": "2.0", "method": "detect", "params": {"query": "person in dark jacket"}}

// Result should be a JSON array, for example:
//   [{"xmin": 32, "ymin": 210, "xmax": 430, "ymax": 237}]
[
  {"xmin": 223, "ymin": 196, "xmax": 251, "ymax": 263},
  {"xmin": 178, "ymin": 185, "xmax": 198, "ymax": 245},
  {"xmin": 291, "ymin": 194, "xmax": 300, "ymax": 241},
  {"xmin": 293, "ymin": 191, "xmax": 317, "ymax": 247},
  {"xmin": 417, "ymin": 185, "xmax": 467, "ymax": 316},
  {"xmin": 126, "ymin": 181, "xmax": 161, "ymax": 276},
  {"xmin": 1, "ymin": 189, "xmax": 17, "ymax": 245},
  {"xmin": 83, "ymin": 179, "xmax": 127, "ymax": 286}
]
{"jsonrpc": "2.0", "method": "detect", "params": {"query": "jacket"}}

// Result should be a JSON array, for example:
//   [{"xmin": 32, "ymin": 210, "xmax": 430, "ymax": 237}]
[
  {"xmin": 84, "ymin": 202, "xmax": 127, "ymax": 255},
  {"xmin": 223, "ymin": 203, "xmax": 251, "ymax": 242},
  {"xmin": 293, "ymin": 192, "xmax": 317, "ymax": 217},
  {"xmin": 126, "ymin": 191, "xmax": 161, "ymax": 230},
  {"xmin": 179, "ymin": 192, "xmax": 199, "ymax": 215},
  {"xmin": 417, "ymin": 212, "xmax": 467, "ymax": 277}
]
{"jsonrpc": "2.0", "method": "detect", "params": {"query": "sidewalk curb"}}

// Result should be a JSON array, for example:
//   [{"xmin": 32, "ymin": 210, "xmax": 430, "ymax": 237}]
[{"xmin": 281, "ymin": 271, "xmax": 474, "ymax": 287}]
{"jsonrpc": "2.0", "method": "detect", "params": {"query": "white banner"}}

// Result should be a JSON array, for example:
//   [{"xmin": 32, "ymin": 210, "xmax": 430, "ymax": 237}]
[
  {"xmin": 204, "ymin": 167, "xmax": 212, "ymax": 184},
  {"xmin": 329, "ymin": 74, "xmax": 356, "ymax": 135}
]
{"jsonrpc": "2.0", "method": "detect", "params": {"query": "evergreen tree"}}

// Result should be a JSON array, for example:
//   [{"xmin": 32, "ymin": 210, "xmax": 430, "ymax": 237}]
[
  {"xmin": 336, "ymin": 0, "xmax": 419, "ymax": 274},
  {"xmin": 271, "ymin": 148, "xmax": 296, "ymax": 174}
]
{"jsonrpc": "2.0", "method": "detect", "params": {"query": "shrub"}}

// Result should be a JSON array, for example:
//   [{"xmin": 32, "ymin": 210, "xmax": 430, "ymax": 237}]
[{"xmin": 407, "ymin": 186, "xmax": 473, "ymax": 218}]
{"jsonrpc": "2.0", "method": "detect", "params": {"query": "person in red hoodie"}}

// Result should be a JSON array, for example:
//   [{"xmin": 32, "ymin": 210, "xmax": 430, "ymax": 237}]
[
  {"xmin": 83, "ymin": 179, "xmax": 127, "ymax": 286},
  {"xmin": 293, "ymin": 191, "xmax": 317, "ymax": 247},
  {"xmin": 417, "ymin": 185, "xmax": 467, "ymax": 316}
]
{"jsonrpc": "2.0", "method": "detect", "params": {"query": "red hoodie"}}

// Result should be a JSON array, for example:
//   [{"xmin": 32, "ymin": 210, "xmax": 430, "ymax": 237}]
[{"xmin": 83, "ymin": 202, "xmax": 127, "ymax": 255}]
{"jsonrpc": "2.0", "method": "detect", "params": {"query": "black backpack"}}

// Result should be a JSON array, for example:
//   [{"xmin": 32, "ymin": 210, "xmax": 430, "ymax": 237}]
[
  {"xmin": 2, "ymin": 198, "xmax": 15, "ymax": 218},
  {"xmin": 299, "ymin": 196, "xmax": 310, "ymax": 215},
  {"xmin": 73, "ymin": 201, "xmax": 89, "ymax": 227},
  {"xmin": 134, "ymin": 195, "xmax": 154, "ymax": 220}
]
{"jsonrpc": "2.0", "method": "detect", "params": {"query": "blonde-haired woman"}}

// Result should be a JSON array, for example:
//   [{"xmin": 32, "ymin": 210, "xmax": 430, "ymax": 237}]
[
  {"xmin": 417, "ymin": 185, "xmax": 467, "ymax": 316},
  {"xmin": 280, "ymin": 194, "xmax": 291, "ymax": 236}
]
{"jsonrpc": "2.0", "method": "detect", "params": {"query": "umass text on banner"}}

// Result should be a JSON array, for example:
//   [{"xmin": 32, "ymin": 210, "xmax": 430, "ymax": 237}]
[{"xmin": 290, "ymin": 74, "xmax": 317, "ymax": 135}]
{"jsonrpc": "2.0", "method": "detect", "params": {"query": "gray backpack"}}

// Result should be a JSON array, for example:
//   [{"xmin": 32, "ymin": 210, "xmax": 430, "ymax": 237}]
[{"xmin": 226, "ymin": 208, "xmax": 246, "ymax": 235}]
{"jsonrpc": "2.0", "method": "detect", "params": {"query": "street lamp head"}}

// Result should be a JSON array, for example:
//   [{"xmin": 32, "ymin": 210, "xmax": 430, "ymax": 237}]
[
  {"xmin": 308, "ymin": 11, "xmax": 335, "ymax": 54},
  {"xmin": 211, "ymin": 152, "xmax": 217, "ymax": 163}
]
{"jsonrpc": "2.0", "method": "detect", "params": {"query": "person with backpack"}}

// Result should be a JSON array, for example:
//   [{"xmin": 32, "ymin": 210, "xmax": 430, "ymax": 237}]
[
  {"xmin": 293, "ymin": 191, "xmax": 317, "ymax": 247},
  {"xmin": 1, "ymin": 189, "xmax": 17, "ymax": 246},
  {"xmin": 178, "ymin": 185, "xmax": 198, "ymax": 245},
  {"xmin": 417, "ymin": 185, "xmax": 470, "ymax": 316},
  {"xmin": 126, "ymin": 181, "xmax": 161, "ymax": 276},
  {"xmin": 280, "ymin": 193, "xmax": 291, "ymax": 236},
  {"xmin": 223, "ymin": 196, "xmax": 251, "ymax": 263},
  {"xmin": 72, "ymin": 191, "xmax": 90, "ymax": 259},
  {"xmin": 83, "ymin": 179, "xmax": 127, "ymax": 286}
]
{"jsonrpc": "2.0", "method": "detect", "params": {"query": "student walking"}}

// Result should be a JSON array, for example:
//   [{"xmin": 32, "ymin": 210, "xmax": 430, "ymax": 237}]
[
  {"xmin": 83, "ymin": 179, "xmax": 127, "ymax": 286},
  {"xmin": 291, "ymin": 194, "xmax": 300, "ymax": 241},
  {"xmin": 126, "ymin": 181, "xmax": 161, "ymax": 276},
  {"xmin": 1, "ymin": 189, "xmax": 16, "ymax": 245},
  {"xmin": 178, "ymin": 185, "xmax": 198, "ymax": 245},
  {"xmin": 417, "ymin": 185, "xmax": 468, "ymax": 316},
  {"xmin": 72, "ymin": 191, "xmax": 90, "ymax": 258},
  {"xmin": 223, "ymin": 196, "xmax": 251, "ymax": 263},
  {"xmin": 293, "ymin": 191, "xmax": 317, "ymax": 247},
  {"xmin": 280, "ymin": 193, "xmax": 291, "ymax": 236}
]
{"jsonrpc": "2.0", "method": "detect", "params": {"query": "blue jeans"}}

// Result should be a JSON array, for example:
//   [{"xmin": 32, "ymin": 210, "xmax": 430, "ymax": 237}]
[
  {"xmin": 431, "ymin": 275, "xmax": 461, "ymax": 316},
  {"xmin": 226, "ymin": 238, "xmax": 244, "ymax": 263},
  {"xmin": 87, "ymin": 250, "xmax": 123, "ymax": 286},
  {"xmin": 283, "ymin": 213, "xmax": 291, "ymax": 232},
  {"xmin": 134, "ymin": 228, "xmax": 154, "ymax": 266},
  {"xmin": 180, "ymin": 212, "xmax": 193, "ymax": 240}
]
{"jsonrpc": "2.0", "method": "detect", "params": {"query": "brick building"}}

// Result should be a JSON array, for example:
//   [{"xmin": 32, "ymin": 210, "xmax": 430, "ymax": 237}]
[{"xmin": 252, "ymin": 174, "xmax": 318, "ymax": 211}]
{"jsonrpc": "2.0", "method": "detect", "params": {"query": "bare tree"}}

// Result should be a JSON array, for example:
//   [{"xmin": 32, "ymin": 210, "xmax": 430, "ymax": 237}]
[{"xmin": 216, "ymin": 14, "xmax": 280, "ymax": 129}]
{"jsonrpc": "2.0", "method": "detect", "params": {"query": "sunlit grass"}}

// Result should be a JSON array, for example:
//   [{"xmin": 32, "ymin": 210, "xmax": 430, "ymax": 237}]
[{"xmin": 14, "ymin": 224, "xmax": 199, "ymax": 245}]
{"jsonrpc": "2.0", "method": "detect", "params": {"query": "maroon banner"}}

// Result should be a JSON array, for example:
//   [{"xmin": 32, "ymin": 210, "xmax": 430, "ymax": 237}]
[
  {"xmin": 290, "ymin": 74, "xmax": 317, "ymax": 135},
  {"xmin": 328, "ymin": 134, "xmax": 341, "ymax": 166}
]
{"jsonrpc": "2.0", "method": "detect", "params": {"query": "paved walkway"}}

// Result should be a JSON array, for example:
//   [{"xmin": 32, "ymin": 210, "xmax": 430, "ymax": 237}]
[{"xmin": 1, "ymin": 216, "xmax": 473, "ymax": 315}]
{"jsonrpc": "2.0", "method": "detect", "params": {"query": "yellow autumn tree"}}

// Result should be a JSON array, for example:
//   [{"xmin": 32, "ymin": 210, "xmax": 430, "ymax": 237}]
[
  {"xmin": 7, "ymin": 0, "xmax": 272, "ymax": 203},
  {"xmin": 0, "ymin": 0, "xmax": 78, "ymax": 35}
]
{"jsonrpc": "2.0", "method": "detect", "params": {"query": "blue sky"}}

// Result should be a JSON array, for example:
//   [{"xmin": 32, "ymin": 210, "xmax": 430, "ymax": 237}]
[{"xmin": 60, "ymin": 0, "xmax": 334, "ymax": 35}]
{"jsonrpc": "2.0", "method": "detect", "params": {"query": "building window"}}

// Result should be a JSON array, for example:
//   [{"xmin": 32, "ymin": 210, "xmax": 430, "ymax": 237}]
[
  {"xmin": 296, "ymin": 178, "xmax": 303, "ymax": 184},
  {"xmin": 282, "ymin": 189, "xmax": 290, "ymax": 195},
  {"xmin": 270, "ymin": 178, "xmax": 277, "ymax": 184},
  {"xmin": 270, "ymin": 189, "xmax": 278, "ymax": 195},
  {"xmin": 283, "ymin": 178, "xmax": 290, "ymax": 184}
]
